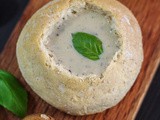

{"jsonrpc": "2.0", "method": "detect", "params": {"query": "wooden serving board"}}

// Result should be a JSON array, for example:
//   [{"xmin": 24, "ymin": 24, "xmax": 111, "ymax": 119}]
[{"xmin": 0, "ymin": 0, "xmax": 160, "ymax": 119}]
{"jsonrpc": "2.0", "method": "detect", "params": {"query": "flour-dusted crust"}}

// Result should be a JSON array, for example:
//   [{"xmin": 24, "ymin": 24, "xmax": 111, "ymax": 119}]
[{"xmin": 16, "ymin": 0, "xmax": 143, "ymax": 115}]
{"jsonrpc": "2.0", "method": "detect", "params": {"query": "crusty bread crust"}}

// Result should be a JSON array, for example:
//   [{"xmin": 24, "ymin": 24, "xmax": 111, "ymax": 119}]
[{"xmin": 16, "ymin": 0, "xmax": 143, "ymax": 115}]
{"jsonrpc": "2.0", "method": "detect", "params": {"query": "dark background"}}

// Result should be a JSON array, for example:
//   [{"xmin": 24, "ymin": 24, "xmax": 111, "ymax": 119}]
[{"xmin": 0, "ymin": 0, "xmax": 159, "ymax": 119}]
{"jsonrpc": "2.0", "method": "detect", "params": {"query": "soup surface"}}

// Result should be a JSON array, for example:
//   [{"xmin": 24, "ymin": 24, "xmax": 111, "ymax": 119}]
[{"xmin": 44, "ymin": 9, "xmax": 120, "ymax": 76}]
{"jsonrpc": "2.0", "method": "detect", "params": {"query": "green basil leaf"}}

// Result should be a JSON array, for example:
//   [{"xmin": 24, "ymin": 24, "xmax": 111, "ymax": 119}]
[
  {"xmin": 0, "ymin": 70, "xmax": 28, "ymax": 118},
  {"xmin": 72, "ymin": 32, "xmax": 103, "ymax": 60}
]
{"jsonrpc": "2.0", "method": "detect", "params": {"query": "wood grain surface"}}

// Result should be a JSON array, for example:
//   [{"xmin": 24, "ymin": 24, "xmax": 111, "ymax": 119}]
[{"xmin": 0, "ymin": 0, "xmax": 160, "ymax": 120}]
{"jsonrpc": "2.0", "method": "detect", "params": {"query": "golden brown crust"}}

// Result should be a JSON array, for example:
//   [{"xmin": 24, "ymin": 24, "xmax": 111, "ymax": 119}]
[{"xmin": 16, "ymin": 0, "xmax": 143, "ymax": 115}]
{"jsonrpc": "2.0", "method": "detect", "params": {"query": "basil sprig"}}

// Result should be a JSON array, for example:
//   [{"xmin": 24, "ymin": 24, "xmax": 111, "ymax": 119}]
[
  {"xmin": 72, "ymin": 32, "xmax": 103, "ymax": 60},
  {"xmin": 0, "ymin": 70, "xmax": 28, "ymax": 118}
]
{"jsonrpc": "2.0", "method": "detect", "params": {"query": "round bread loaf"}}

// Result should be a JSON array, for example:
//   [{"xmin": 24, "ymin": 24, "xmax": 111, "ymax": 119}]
[{"xmin": 16, "ymin": 0, "xmax": 143, "ymax": 115}]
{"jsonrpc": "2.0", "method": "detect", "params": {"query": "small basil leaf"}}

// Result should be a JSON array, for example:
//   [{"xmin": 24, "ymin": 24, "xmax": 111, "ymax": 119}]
[
  {"xmin": 0, "ymin": 70, "xmax": 28, "ymax": 118},
  {"xmin": 72, "ymin": 32, "xmax": 103, "ymax": 60}
]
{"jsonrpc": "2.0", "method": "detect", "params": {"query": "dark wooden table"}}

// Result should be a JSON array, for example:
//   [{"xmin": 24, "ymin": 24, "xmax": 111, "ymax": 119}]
[{"xmin": 0, "ymin": 0, "xmax": 160, "ymax": 120}]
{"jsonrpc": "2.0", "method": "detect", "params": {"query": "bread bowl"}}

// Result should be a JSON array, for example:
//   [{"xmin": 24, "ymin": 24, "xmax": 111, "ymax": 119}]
[{"xmin": 16, "ymin": 0, "xmax": 143, "ymax": 115}]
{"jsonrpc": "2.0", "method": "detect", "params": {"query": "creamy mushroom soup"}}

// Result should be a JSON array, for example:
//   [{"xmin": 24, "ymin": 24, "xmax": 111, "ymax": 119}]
[{"xmin": 44, "ymin": 8, "xmax": 120, "ymax": 77}]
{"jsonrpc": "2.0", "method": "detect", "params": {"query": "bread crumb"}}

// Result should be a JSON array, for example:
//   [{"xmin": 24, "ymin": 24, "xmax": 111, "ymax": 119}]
[{"xmin": 40, "ymin": 114, "xmax": 50, "ymax": 119}]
